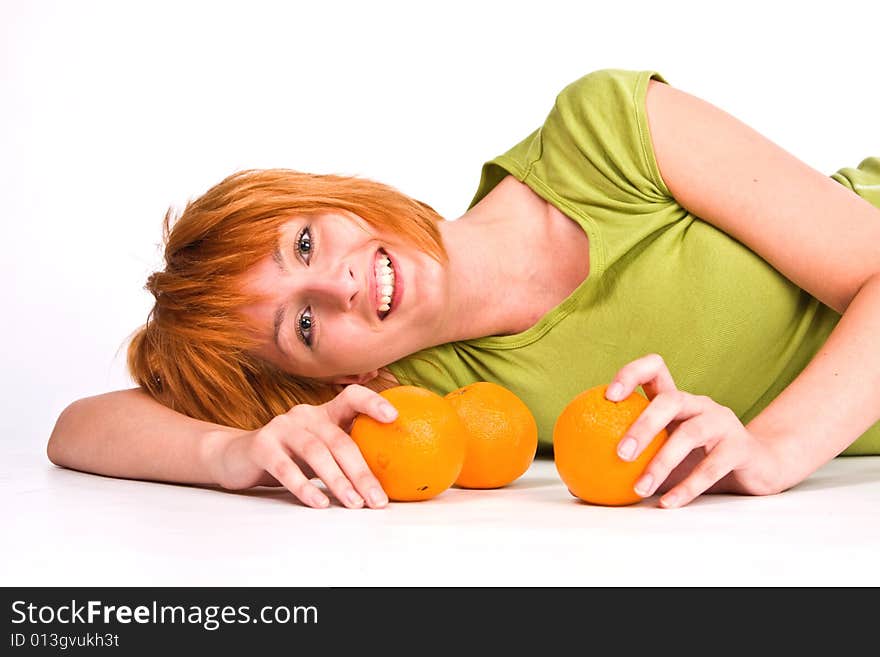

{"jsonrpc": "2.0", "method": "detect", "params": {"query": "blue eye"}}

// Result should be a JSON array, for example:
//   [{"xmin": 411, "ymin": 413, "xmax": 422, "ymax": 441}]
[
  {"xmin": 296, "ymin": 307, "xmax": 315, "ymax": 347},
  {"xmin": 297, "ymin": 226, "xmax": 313, "ymax": 263},
  {"xmin": 293, "ymin": 225, "xmax": 316, "ymax": 348}
]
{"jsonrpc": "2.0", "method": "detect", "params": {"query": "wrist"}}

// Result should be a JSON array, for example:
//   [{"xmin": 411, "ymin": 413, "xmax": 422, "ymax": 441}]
[
  {"xmin": 201, "ymin": 427, "xmax": 245, "ymax": 488},
  {"xmin": 746, "ymin": 427, "xmax": 794, "ymax": 495}
]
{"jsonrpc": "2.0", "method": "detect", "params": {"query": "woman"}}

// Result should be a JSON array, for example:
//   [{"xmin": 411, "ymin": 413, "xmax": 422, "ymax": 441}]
[{"xmin": 47, "ymin": 68, "xmax": 880, "ymax": 511}]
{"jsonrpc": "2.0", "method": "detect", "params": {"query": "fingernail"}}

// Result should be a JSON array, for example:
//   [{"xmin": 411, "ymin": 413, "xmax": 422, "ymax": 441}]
[
  {"xmin": 347, "ymin": 491, "xmax": 364, "ymax": 507},
  {"xmin": 369, "ymin": 488, "xmax": 388, "ymax": 507},
  {"xmin": 661, "ymin": 494, "xmax": 679, "ymax": 508},
  {"xmin": 607, "ymin": 383, "xmax": 623, "ymax": 401},
  {"xmin": 312, "ymin": 493, "xmax": 329, "ymax": 508},
  {"xmin": 381, "ymin": 403, "xmax": 398, "ymax": 421},
  {"xmin": 634, "ymin": 474, "xmax": 653, "ymax": 496},
  {"xmin": 617, "ymin": 437, "xmax": 637, "ymax": 461}
]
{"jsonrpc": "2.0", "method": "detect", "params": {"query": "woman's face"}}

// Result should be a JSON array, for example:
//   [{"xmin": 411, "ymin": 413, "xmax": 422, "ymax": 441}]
[{"xmin": 239, "ymin": 210, "xmax": 447, "ymax": 383}]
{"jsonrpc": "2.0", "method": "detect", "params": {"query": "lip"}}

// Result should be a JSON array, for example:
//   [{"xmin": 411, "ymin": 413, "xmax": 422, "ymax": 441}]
[
  {"xmin": 370, "ymin": 249, "xmax": 380, "ymax": 320},
  {"xmin": 371, "ymin": 248, "xmax": 391, "ymax": 321},
  {"xmin": 389, "ymin": 251, "xmax": 402, "ymax": 313}
]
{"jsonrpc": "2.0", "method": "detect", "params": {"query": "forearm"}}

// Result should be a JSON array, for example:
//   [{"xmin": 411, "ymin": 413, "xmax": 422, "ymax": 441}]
[
  {"xmin": 47, "ymin": 388, "xmax": 246, "ymax": 486},
  {"xmin": 746, "ymin": 274, "xmax": 880, "ymax": 490}
]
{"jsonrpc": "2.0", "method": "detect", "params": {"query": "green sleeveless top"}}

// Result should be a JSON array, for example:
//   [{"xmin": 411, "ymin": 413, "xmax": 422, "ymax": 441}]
[{"xmin": 386, "ymin": 68, "xmax": 880, "ymax": 456}]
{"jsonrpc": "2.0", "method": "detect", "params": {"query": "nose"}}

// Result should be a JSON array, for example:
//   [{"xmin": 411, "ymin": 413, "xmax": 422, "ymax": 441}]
[{"xmin": 308, "ymin": 263, "xmax": 359, "ymax": 311}]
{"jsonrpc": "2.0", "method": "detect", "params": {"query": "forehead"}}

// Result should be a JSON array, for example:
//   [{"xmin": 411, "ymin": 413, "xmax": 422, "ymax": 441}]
[
  {"xmin": 238, "ymin": 281, "xmax": 304, "ymax": 374},
  {"xmin": 240, "ymin": 251, "xmax": 280, "ymax": 297},
  {"xmin": 237, "ymin": 254, "xmax": 283, "ymax": 351}
]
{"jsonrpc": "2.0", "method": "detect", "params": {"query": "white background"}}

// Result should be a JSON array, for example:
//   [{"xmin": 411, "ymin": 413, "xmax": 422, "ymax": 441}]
[{"xmin": 2, "ymin": 0, "xmax": 879, "ymax": 586}]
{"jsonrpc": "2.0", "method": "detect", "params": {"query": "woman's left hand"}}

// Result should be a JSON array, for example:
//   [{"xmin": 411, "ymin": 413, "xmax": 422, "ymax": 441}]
[{"xmin": 606, "ymin": 353, "xmax": 784, "ymax": 508}]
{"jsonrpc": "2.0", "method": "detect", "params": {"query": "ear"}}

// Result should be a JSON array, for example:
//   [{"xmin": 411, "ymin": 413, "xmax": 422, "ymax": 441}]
[{"xmin": 330, "ymin": 370, "xmax": 380, "ymax": 386}]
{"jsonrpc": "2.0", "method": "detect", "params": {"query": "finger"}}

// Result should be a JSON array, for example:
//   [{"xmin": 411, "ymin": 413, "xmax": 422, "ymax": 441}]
[
  {"xmin": 261, "ymin": 445, "xmax": 330, "ymax": 509},
  {"xmin": 659, "ymin": 443, "xmax": 738, "ymax": 508},
  {"xmin": 617, "ymin": 390, "xmax": 708, "ymax": 462},
  {"xmin": 606, "ymin": 352, "xmax": 677, "ymax": 402},
  {"xmin": 633, "ymin": 413, "xmax": 718, "ymax": 498},
  {"xmin": 323, "ymin": 384, "xmax": 398, "ymax": 430},
  {"xmin": 290, "ymin": 430, "xmax": 369, "ymax": 509},
  {"xmin": 311, "ymin": 421, "xmax": 389, "ymax": 509}
]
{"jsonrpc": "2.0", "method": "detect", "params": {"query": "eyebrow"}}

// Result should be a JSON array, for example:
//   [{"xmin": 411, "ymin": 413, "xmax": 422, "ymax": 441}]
[{"xmin": 271, "ymin": 242, "xmax": 289, "ymax": 355}]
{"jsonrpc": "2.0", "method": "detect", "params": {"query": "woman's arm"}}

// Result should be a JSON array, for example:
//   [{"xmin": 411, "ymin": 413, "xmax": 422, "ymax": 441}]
[
  {"xmin": 47, "ymin": 388, "xmax": 244, "ymax": 486},
  {"xmin": 625, "ymin": 79, "xmax": 880, "ymax": 505},
  {"xmin": 604, "ymin": 292, "xmax": 880, "ymax": 509},
  {"xmin": 47, "ymin": 384, "xmax": 396, "ymax": 509},
  {"xmin": 743, "ymin": 273, "xmax": 880, "ymax": 486}
]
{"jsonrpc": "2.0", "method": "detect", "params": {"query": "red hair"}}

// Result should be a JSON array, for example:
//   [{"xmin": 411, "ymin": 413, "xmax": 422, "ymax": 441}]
[{"xmin": 125, "ymin": 168, "xmax": 447, "ymax": 430}]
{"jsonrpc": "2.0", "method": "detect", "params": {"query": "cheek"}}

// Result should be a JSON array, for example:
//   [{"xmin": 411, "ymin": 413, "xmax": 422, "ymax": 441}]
[
  {"xmin": 320, "ymin": 318, "xmax": 361, "ymax": 356},
  {"xmin": 324, "ymin": 319, "xmax": 385, "ymax": 363}
]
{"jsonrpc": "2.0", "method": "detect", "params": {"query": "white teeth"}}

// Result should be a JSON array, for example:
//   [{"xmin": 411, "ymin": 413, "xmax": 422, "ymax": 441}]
[{"xmin": 375, "ymin": 251, "xmax": 396, "ymax": 315}]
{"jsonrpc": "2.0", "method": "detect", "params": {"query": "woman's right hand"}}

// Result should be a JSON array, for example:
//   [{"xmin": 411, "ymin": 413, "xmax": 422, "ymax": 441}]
[{"xmin": 210, "ymin": 384, "xmax": 397, "ymax": 509}]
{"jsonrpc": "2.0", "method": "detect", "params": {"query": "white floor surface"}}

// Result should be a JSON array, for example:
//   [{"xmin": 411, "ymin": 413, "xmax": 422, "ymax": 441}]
[{"xmin": 4, "ymin": 446, "xmax": 880, "ymax": 587}]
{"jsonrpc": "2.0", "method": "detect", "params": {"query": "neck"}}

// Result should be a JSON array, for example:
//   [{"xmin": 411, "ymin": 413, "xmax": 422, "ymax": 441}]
[{"xmin": 432, "ymin": 182, "xmax": 544, "ymax": 343}]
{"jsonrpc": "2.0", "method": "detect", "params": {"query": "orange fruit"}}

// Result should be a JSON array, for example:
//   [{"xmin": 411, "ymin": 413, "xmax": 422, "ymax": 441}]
[
  {"xmin": 350, "ymin": 385, "xmax": 467, "ymax": 502},
  {"xmin": 445, "ymin": 382, "xmax": 538, "ymax": 489},
  {"xmin": 553, "ymin": 384, "xmax": 668, "ymax": 506}
]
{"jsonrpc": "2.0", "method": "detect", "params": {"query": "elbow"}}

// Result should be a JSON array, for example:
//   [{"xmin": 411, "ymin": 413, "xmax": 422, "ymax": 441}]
[
  {"xmin": 46, "ymin": 400, "xmax": 82, "ymax": 466},
  {"xmin": 46, "ymin": 437, "xmax": 64, "ymax": 467}
]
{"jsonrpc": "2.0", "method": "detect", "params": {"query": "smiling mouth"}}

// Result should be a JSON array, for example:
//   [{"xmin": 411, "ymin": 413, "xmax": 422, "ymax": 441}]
[{"xmin": 374, "ymin": 248, "xmax": 396, "ymax": 320}]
